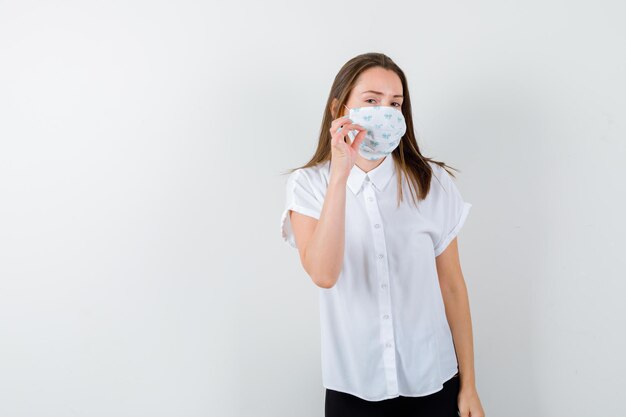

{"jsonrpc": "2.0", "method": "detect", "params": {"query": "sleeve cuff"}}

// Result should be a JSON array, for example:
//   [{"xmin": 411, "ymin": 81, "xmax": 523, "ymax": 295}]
[
  {"xmin": 280, "ymin": 204, "xmax": 321, "ymax": 248},
  {"xmin": 434, "ymin": 202, "xmax": 472, "ymax": 257}
]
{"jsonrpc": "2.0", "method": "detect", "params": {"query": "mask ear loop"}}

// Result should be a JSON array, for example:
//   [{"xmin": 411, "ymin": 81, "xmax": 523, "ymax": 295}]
[
  {"xmin": 340, "ymin": 104, "xmax": 355, "ymax": 142},
  {"xmin": 342, "ymin": 104, "xmax": 361, "ymax": 144}
]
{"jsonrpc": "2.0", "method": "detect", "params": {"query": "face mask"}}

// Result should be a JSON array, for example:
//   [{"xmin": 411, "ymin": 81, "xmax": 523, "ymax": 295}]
[{"xmin": 343, "ymin": 104, "xmax": 407, "ymax": 161}]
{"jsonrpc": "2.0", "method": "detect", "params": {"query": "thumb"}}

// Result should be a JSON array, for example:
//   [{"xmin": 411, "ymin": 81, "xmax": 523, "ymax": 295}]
[{"xmin": 351, "ymin": 130, "xmax": 366, "ymax": 151}]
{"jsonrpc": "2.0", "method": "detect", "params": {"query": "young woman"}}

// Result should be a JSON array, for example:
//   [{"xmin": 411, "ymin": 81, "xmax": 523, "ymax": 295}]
[{"xmin": 280, "ymin": 53, "xmax": 485, "ymax": 417}]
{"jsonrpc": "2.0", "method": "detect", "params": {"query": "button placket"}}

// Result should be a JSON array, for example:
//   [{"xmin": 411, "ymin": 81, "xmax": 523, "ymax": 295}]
[{"xmin": 362, "ymin": 178, "xmax": 398, "ymax": 395}]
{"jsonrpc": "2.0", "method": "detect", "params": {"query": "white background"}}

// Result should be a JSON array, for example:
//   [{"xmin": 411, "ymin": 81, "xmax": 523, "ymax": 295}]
[{"xmin": 1, "ymin": 1, "xmax": 624, "ymax": 416}]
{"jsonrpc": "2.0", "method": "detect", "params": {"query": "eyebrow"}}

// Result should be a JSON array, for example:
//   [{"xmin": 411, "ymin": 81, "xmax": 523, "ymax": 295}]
[{"xmin": 361, "ymin": 90, "xmax": 404, "ymax": 98}]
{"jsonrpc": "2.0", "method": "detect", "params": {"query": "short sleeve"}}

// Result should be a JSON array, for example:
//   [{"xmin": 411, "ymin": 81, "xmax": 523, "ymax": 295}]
[
  {"xmin": 280, "ymin": 169, "xmax": 323, "ymax": 249},
  {"xmin": 432, "ymin": 166, "xmax": 472, "ymax": 257}
]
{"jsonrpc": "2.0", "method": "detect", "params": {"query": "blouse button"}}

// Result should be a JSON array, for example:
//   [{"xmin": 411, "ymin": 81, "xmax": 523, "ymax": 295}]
[
  {"xmin": 374, "ymin": 224, "xmax": 380, "ymax": 228},
  {"xmin": 378, "ymin": 254, "xmax": 384, "ymax": 259},
  {"xmin": 367, "ymin": 197, "xmax": 374, "ymax": 202},
  {"xmin": 386, "ymin": 342, "xmax": 392, "ymax": 348},
  {"xmin": 381, "ymin": 283, "xmax": 388, "ymax": 289},
  {"xmin": 383, "ymin": 314, "xmax": 389, "ymax": 319}
]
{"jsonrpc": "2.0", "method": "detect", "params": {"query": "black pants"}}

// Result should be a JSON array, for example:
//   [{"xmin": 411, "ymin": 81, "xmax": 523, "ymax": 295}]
[{"xmin": 325, "ymin": 373, "xmax": 460, "ymax": 417}]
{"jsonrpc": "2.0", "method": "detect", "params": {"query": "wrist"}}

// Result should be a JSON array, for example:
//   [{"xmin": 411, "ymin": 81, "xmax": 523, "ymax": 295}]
[
  {"xmin": 459, "ymin": 376, "xmax": 477, "ymax": 391},
  {"xmin": 329, "ymin": 172, "xmax": 348, "ymax": 187}
]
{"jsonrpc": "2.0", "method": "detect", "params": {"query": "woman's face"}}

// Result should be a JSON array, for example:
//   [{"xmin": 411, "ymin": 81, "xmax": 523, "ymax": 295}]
[{"xmin": 342, "ymin": 66, "xmax": 404, "ymax": 116}]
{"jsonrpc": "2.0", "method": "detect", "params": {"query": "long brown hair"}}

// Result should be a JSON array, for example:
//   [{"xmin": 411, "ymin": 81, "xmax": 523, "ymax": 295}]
[{"xmin": 282, "ymin": 52, "xmax": 461, "ymax": 208}]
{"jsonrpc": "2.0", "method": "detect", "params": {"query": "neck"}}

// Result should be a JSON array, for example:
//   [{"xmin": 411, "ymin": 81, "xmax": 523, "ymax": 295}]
[{"xmin": 355, "ymin": 155, "xmax": 386, "ymax": 173}]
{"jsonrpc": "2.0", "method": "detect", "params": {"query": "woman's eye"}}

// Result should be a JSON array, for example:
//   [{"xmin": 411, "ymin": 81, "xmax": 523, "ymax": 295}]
[{"xmin": 366, "ymin": 99, "xmax": 401, "ymax": 107}]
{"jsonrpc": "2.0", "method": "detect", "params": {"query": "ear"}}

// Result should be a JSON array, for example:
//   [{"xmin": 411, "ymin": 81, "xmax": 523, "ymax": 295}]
[{"xmin": 330, "ymin": 98, "xmax": 338, "ymax": 118}]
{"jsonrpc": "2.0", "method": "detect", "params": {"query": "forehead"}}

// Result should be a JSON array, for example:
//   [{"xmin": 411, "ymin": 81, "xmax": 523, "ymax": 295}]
[{"xmin": 353, "ymin": 67, "xmax": 403, "ymax": 95}]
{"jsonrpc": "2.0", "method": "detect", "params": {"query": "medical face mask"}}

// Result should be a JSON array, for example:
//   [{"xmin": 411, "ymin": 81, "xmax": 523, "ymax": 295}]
[{"xmin": 343, "ymin": 104, "xmax": 407, "ymax": 161}]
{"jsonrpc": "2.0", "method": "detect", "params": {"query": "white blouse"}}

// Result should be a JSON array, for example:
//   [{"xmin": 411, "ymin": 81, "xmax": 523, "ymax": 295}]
[{"xmin": 280, "ymin": 154, "xmax": 472, "ymax": 401}]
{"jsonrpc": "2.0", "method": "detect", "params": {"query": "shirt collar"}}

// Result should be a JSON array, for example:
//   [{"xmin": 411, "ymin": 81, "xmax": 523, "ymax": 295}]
[{"xmin": 346, "ymin": 155, "xmax": 395, "ymax": 195}]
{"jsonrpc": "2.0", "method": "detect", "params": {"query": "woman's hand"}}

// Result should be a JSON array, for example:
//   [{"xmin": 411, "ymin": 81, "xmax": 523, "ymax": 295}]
[
  {"xmin": 328, "ymin": 115, "xmax": 366, "ymax": 181},
  {"xmin": 458, "ymin": 385, "xmax": 486, "ymax": 417}
]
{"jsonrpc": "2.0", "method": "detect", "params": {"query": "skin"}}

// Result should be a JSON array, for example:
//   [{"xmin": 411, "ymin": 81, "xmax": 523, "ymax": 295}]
[{"xmin": 289, "ymin": 66, "xmax": 485, "ymax": 417}]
